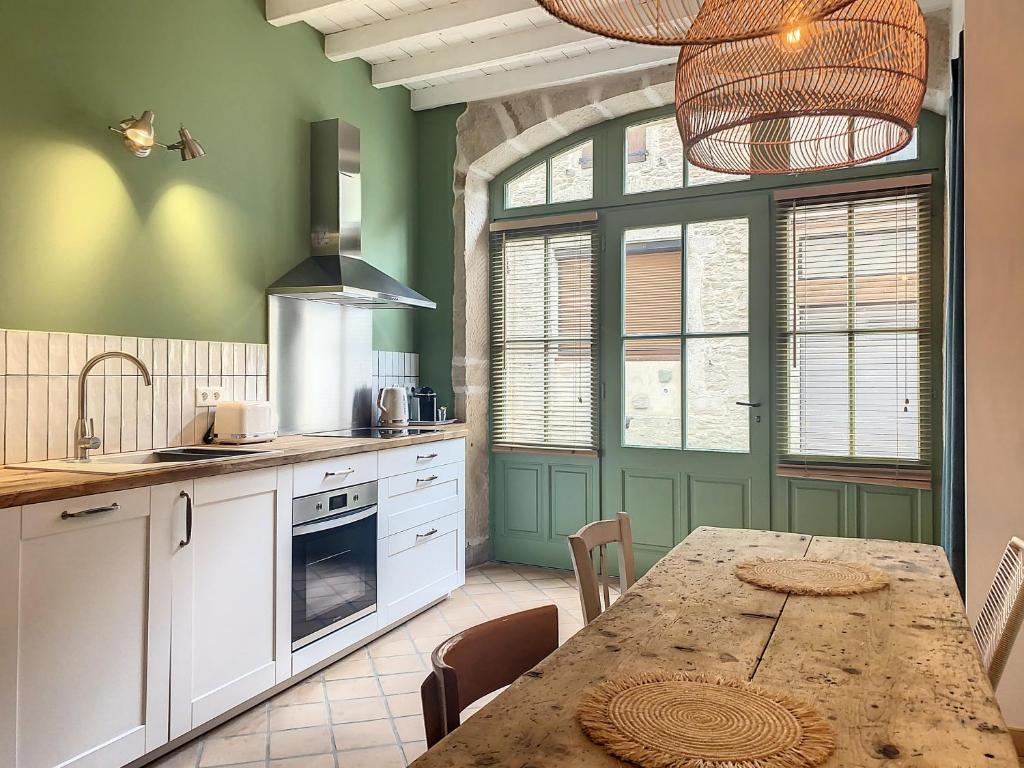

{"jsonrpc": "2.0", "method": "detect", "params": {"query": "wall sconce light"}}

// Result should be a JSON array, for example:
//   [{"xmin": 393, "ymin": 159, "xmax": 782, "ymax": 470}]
[{"xmin": 109, "ymin": 110, "xmax": 206, "ymax": 161}]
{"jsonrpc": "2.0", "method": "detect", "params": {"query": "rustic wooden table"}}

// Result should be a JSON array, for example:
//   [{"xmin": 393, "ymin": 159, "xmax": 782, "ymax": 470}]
[{"xmin": 412, "ymin": 526, "xmax": 1018, "ymax": 767}]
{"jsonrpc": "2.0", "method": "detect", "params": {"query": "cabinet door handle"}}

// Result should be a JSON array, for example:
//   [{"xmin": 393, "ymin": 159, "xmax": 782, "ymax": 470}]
[
  {"xmin": 416, "ymin": 528, "xmax": 438, "ymax": 540},
  {"xmin": 416, "ymin": 453, "xmax": 439, "ymax": 460},
  {"xmin": 416, "ymin": 475, "xmax": 439, "ymax": 484},
  {"xmin": 179, "ymin": 490, "xmax": 194, "ymax": 548},
  {"xmin": 325, "ymin": 468, "xmax": 355, "ymax": 478},
  {"xmin": 61, "ymin": 502, "xmax": 120, "ymax": 520}
]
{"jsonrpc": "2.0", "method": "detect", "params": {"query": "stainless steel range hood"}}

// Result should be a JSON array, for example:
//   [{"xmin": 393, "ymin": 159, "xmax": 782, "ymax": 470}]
[{"xmin": 268, "ymin": 119, "xmax": 435, "ymax": 310}]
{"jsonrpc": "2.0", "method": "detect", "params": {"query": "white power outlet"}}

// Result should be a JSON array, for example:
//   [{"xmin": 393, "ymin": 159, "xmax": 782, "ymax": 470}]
[{"xmin": 195, "ymin": 385, "xmax": 228, "ymax": 407}]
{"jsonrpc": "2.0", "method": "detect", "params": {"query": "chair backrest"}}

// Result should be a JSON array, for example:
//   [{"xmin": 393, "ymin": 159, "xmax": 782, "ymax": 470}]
[
  {"xmin": 420, "ymin": 605, "xmax": 559, "ymax": 748},
  {"xmin": 973, "ymin": 536, "xmax": 1024, "ymax": 689},
  {"xmin": 567, "ymin": 512, "xmax": 636, "ymax": 624}
]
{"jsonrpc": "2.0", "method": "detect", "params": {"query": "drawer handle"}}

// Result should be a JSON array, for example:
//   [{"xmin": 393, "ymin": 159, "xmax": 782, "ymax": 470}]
[
  {"xmin": 325, "ymin": 468, "xmax": 355, "ymax": 478},
  {"xmin": 417, "ymin": 475, "xmax": 439, "ymax": 484},
  {"xmin": 61, "ymin": 502, "xmax": 120, "ymax": 520},
  {"xmin": 416, "ymin": 528, "xmax": 438, "ymax": 540},
  {"xmin": 416, "ymin": 453, "xmax": 439, "ymax": 460}
]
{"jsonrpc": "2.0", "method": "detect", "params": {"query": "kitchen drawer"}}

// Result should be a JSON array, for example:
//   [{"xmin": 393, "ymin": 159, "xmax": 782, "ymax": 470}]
[
  {"xmin": 379, "ymin": 462, "xmax": 464, "ymax": 538},
  {"xmin": 22, "ymin": 487, "xmax": 150, "ymax": 540},
  {"xmin": 386, "ymin": 510, "xmax": 459, "ymax": 557},
  {"xmin": 378, "ymin": 437, "xmax": 464, "ymax": 478},
  {"xmin": 379, "ymin": 512, "xmax": 460, "ymax": 625},
  {"xmin": 293, "ymin": 451, "xmax": 377, "ymax": 498}
]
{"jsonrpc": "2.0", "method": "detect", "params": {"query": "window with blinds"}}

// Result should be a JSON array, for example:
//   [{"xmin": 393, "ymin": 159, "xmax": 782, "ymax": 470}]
[
  {"xmin": 490, "ymin": 214, "xmax": 599, "ymax": 451},
  {"xmin": 776, "ymin": 179, "xmax": 933, "ymax": 474}
]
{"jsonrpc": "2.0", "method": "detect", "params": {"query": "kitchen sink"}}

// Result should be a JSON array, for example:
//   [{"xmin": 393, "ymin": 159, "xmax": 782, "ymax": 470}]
[{"xmin": 14, "ymin": 446, "xmax": 278, "ymax": 475}]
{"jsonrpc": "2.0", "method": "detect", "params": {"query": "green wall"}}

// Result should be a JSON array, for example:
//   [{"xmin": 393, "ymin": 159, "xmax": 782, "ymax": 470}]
[
  {"xmin": 412, "ymin": 104, "xmax": 463, "ymax": 408},
  {"xmin": 0, "ymin": 0, "xmax": 416, "ymax": 350}
]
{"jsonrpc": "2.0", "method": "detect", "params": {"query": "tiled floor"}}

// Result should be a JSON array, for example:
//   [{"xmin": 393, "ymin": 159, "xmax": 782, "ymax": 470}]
[{"xmin": 148, "ymin": 562, "xmax": 589, "ymax": 768}]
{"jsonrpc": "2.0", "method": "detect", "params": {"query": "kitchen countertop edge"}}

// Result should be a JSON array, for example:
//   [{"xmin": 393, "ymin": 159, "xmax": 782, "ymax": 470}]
[{"xmin": 0, "ymin": 426, "xmax": 471, "ymax": 508}]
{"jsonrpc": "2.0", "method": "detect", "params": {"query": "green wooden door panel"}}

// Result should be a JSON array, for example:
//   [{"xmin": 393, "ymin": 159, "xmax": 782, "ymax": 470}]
[
  {"xmin": 491, "ymin": 453, "xmax": 599, "ymax": 570},
  {"xmin": 502, "ymin": 464, "xmax": 543, "ymax": 536},
  {"xmin": 688, "ymin": 476, "xmax": 748, "ymax": 530},
  {"xmin": 858, "ymin": 486, "xmax": 929, "ymax": 543},
  {"xmin": 551, "ymin": 465, "xmax": 592, "ymax": 537},
  {"xmin": 622, "ymin": 470, "xmax": 679, "ymax": 546},
  {"xmin": 786, "ymin": 480, "xmax": 851, "ymax": 538}
]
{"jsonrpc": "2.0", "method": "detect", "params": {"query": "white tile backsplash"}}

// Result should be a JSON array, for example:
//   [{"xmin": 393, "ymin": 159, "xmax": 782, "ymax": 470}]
[
  {"xmin": 369, "ymin": 351, "xmax": 422, "ymax": 425},
  {"xmin": 6, "ymin": 331, "xmax": 27, "ymax": 375},
  {"xmin": 0, "ymin": 327, "xmax": 268, "ymax": 466}
]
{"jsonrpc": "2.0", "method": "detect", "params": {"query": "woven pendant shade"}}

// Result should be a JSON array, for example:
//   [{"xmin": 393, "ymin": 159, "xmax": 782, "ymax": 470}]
[
  {"xmin": 535, "ymin": 0, "xmax": 856, "ymax": 46},
  {"xmin": 675, "ymin": 0, "xmax": 928, "ymax": 174}
]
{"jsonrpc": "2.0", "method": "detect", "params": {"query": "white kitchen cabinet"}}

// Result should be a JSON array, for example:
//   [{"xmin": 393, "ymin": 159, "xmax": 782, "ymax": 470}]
[
  {"xmin": 378, "ymin": 512, "xmax": 463, "ymax": 625},
  {"xmin": 167, "ymin": 467, "xmax": 291, "ymax": 738},
  {"xmin": 376, "ymin": 440, "xmax": 466, "ymax": 627},
  {"xmin": 0, "ymin": 488, "xmax": 171, "ymax": 768}
]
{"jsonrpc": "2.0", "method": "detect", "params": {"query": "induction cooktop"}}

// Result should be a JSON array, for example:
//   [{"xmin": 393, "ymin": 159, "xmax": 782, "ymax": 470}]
[{"xmin": 303, "ymin": 427, "xmax": 436, "ymax": 439}]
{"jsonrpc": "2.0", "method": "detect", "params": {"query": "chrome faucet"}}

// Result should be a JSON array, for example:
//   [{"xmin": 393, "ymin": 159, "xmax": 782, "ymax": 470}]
[{"xmin": 74, "ymin": 352, "xmax": 153, "ymax": 462}]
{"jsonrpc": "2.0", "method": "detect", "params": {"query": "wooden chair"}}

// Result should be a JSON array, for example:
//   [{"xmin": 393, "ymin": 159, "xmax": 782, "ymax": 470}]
[
  {"xmin": 973, "ymin": 536, "xmax": 1024, "ymax": 690},
  {"xmin": 420, "ymin": 605, "xmax": 559, "ymax": 748},
  {"xmin": 567, "ymin": 512, "xmax": 636, "ymax": 624}
]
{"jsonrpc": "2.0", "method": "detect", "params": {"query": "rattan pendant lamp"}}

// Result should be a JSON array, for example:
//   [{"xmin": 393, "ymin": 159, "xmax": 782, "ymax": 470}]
[
  {"xmin": 535, "ymin": 0, "xmax": 858, "ymax": 46},
  {"xmin": 675, "ymin": 0, "xmax": 928, "ymax": 174}
]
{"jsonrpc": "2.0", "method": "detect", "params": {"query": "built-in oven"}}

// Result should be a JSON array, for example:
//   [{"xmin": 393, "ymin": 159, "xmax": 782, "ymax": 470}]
[{"xmin": 291, "ymin": 481, "xmax": 378, "ymax": 650}]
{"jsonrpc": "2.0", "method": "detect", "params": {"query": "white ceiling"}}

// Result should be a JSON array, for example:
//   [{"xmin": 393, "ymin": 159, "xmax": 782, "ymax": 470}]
[{"xmin": 266, "ymin": 0, "xmax": 953, "ymax": 111}]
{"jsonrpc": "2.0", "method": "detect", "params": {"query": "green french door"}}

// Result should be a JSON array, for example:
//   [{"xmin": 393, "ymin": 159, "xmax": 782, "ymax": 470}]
[{"xmin": 600, "ymin": 194, "xmax": 772, "ymax": 572}]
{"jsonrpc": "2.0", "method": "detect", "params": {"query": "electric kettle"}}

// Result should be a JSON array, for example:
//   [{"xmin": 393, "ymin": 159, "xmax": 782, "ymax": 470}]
[{"xmin": 377, "ymin": 386, "xmax": 409, "ymax": 428}]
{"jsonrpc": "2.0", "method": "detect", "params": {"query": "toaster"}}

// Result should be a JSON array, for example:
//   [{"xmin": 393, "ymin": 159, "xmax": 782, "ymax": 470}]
[{"xmin": 212, "ymin": 401, "xmax": 277, "ymax": 444}]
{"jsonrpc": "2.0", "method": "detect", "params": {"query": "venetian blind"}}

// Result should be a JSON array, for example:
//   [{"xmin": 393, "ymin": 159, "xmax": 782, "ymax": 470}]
[
  {"xmin": 775, "ymin": 178, "xmax": 933, "ymax": 474},
  {"xmin": 490, "ymin": 213, "xmax": 599, "ymax": 451}
]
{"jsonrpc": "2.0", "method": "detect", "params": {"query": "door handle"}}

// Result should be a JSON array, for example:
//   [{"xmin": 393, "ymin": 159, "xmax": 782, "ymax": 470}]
[
  {"xmin": 416, "ymin": 475, "xmax": 439, "ymax": 484},
  {"xmin": 61, "ymin": 502, "xmax": 120, "ymax": 520},
  {"xmin": 736, "ymin": 401, "xmax": 762, "ymax": 408},
  {"xmin": 179, "ymin": 490, "xmax": 193, "ymax": 548},
  {"xmin": 416, "ymin": 453, "xmax": 439, "ymax": 460},
  {"xmin": 416, "ymin": 528, "xmax": 438, "ymax": 540}
]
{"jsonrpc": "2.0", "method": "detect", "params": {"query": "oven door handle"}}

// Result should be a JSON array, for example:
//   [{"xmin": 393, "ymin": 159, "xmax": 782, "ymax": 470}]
[{"xmin": 292, "ymin": 505, "xmax": 377, "ymax": 537}]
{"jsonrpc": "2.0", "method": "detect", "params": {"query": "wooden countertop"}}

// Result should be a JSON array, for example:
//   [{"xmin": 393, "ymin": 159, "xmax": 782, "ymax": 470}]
[
  {"xmin": 412, "ymin": 527, "xmax": 1018, "ymax": 768},
  {"xmin": 0, "ymin": 425, "xmax": 470, "ymax": 508}
]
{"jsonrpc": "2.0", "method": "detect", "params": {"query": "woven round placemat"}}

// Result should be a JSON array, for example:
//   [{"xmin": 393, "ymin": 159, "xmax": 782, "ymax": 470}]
[
  {"xmin": 578, "ymin": 672, "xmax": 835, "ymax": 768},
  {"xmin": 735, "ymin": 558, "xmax": 890, "ymax": 596}
]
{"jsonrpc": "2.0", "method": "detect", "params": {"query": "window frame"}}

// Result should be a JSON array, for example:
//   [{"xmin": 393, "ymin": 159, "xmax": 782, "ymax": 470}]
[
  {"xmin": 774, "ymin": 177, "xmax": 936, "ymax": 471},
  {"xmin": 489, "ymin": 213, "xmax": 600, "ymax": 453},
  {"xmin": 489, "ymin": 106, "xmax": 946, "ymax": 484},
  {"xmin": 619, "ymin": 215, "xmax": 753, "ymax": 454}
]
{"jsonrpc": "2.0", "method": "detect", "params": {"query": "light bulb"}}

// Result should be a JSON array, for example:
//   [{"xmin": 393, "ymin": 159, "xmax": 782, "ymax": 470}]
[{"xmin": 780, "ymin": 23, "xmax": 811, "ymax": 51}]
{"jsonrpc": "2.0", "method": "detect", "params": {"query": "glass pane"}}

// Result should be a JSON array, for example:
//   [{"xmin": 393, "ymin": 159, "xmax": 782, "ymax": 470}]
[
  {"xmin": 550, "ymin": 141, "xmax": 594, "ymax": 203},
  {"xmin": 685, "ymin": 337, "xmax": 749, "ymax": 452},
  {"xmin": 687, "ymin": 123, "xmax": 750, "ymax": 185},
  {"xmin": 861, "ymin": 128, "xmax": 918, "ymax": 165},
  {"xmin": 624, "ymin": 225, "xmax": 682, "ymax": 335},
  {"xmin": 784, "ymin": 333, "xmax": 850, "ymax": 456},
  {"xmin": 546, "ymin": 340, "xmax": 596, "ymax": 447},
  {"xmin": 498, "ymin": 341, "xmax": 545, "ymax": 445},
  {"xmin": 853, "ymin": 331, "xmax": 920, "ymax": 460},
  {"xmin": 624, "ymin": 338, "xmax": 681, "ymax": 449},
  {"xmin": 505, "ymin": 162, "xmax": 546, "ymax": 208},
  {"xmin": 502, "ymin": 234, "xmax": 546, "ymax": 340},
  {"xmin": 625, "ymin": 118, "xmax": 685, "ymax": 194},
  {"xmin": 686, "ymin": 218, "xmax": 748, "ymax": 333}
]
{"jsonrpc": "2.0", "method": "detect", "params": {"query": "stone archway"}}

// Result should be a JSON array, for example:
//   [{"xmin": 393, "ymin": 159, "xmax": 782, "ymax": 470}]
[
  {"xmin": 449, "ymin": 9, "xmax": 950, "ymax": 566},
  {"xmin": 450, "ymin": 64, "xmax": 678, "ymax": 565}
]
